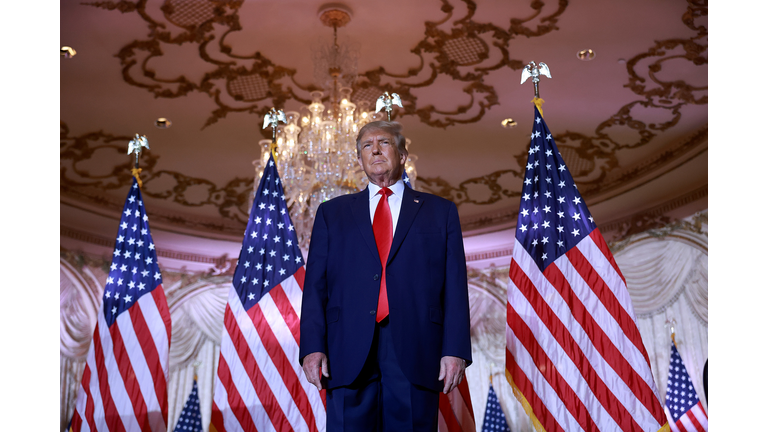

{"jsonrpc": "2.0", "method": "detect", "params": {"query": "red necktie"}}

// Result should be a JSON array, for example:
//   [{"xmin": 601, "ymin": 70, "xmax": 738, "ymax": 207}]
[{"xmin": 373, "ymin": 188, "xmax": 393, "ymax": 322}]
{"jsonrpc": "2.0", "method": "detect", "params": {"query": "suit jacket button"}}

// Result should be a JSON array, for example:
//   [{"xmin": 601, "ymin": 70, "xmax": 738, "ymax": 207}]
[
  {"xmin": 370, "ymin": 310, "xmax": 376, "ymax": 315},
  {"xmin": 373, "ymin": 274, "xmax": 379, "ymax": 280}
]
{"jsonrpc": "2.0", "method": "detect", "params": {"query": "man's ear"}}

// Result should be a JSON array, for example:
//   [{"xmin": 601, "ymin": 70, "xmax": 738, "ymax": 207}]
[{"xmin": 357, "ymin": 156, "xmax": 365, "ymax": 171}]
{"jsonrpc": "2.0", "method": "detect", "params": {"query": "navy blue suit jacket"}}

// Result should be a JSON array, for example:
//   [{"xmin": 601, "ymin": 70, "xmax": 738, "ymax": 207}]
[{"xmin": 299, "ymin": 185, "xmax": 472, "ymax": 392}]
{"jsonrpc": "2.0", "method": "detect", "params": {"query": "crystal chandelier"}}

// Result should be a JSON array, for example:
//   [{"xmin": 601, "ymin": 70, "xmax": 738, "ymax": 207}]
[{"xmin": 254, "ymin": 5, "xmax": 418, "ymax": 252}]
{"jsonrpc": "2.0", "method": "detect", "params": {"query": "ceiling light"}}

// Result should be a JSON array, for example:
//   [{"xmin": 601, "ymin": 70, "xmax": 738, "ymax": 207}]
[
  {"xmin": 577, "ymin": 49, "xmax": 595, "ymax": 61},
  {"xmin": 155, "ymin": 118, "xmax": 172, "ymax": 128},
  {"xmin": 501, "ymin": 118, "xmax": 517, "ymax": 128},
  {"xmin": 61, "ymin": 46, "xmax": 76, "ymax": 58}
]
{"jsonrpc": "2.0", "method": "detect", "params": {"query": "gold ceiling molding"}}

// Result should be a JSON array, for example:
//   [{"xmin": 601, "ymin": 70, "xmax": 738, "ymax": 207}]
[
  {"xmin": 85, "ymin": 0, "xmax": 568, "ymax": 129},
  {"xmin": 419, "ymin": 124, "xmax": 707, "ymax": 209},
  {"xmin": 61, "ymin": 122, "xmax": 254, "ymax": 225}
]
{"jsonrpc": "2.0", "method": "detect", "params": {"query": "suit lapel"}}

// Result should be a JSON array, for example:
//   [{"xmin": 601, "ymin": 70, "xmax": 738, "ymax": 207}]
[
  {"xmin": 388, "ymin": 186, "xmax": 423, "ymax": 265},
  {"xmin": 351, "ymin": 187, "xmax": 380, "ymax": 261}
]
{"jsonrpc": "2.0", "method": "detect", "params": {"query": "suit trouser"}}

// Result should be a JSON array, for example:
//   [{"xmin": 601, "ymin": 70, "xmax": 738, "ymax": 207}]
[{"xmin": 326, "ymin": 319, "xmax": 440, "ymax": 432}]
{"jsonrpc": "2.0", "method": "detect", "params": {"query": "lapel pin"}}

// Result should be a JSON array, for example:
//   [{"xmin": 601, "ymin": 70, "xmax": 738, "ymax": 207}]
[{"xmin": 414, "ymin": 199, "xmax": 419, "ymax": 203}]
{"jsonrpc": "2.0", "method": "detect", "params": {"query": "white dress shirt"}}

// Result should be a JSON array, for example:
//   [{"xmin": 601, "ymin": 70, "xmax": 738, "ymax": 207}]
[{"xmin": 367, "ymin": 180, "xmax": 405, "ymax": 237}]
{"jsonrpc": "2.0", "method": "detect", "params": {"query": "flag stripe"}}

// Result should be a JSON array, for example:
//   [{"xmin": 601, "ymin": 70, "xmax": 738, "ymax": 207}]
[
  {"xmin": 456, "ymin": 379, "xmax": 474, "ymax": 420},
  {"xmin": 576, "ymin": 234, "xmax": 654, "ymax": 369},
  {"xmin": 588, "ymin": 229, "xmax": 627, "ymax": 285},
  {"xmin": 92, "ymin": 322, "xmax": 128, "ymax": 432},
  {"xmin": 248, "ymin": 296, "xmax": 317, "ymax": 431},
  {"xmin": 108, "ymin": 321, "xmax": 150, "ymax": 431},
  {"xmin": 565, "ymin": 245, "xmax": 651, "ymax": 368},
  {"xmin": 257, "ymin": 287, "xmax": 326, "ymax": 429},
  {"xmin": 225, "ymin": 305, "xmax": 291, "ymax": 431},
  {"xmin": 690, "ymin": 403, "xmax": 708, "ymax": 429},
  {"xmin": 247, "ymin": 299, "xmax": 316, "ymax": 432},
  {"xmin": 84, "ymin": 347, "xmax": 107, "ymax": 432},
  {"xmin": 510, "ymin": 259, "xmax": 640, "ymax": 431},
  {"xmin": 505, "ymin": 348, "xmax": 564, "ymax": 432},
  {"xmin": 216, "ymin": 346, "xmax": 259, "ymax": 432},
  {"xmin": 438, "ymin": 393, "xmax": 463, "ymax": 432},
  {"xmin": 129, "ymin": 295, "xmax": 168, "ymax": 425},
  {"xmin": 268, "ymin": 285, "xmax": 301, "ymax": 346},
  {"xmin": 75, "ymin": 365, "xmax": 95, "ymax": 432},
  {"xmin": 553, "ymin": 251, "xmax": 663, "ymax": 420},
  {"xmin": 683, "ymin": 411, "xmax": 705, "ymax": 432},
  {"xmin": 542, "ymin": 262, "xmax": 662, "ymax": 426},
  {"xmin": 210, "ymin": 401, "xmax": 226, "ymax": 432},
  {"xmin": 280, "ymin": 274, "xmax": 304, "ymax": 319},
  {"xmin": 293, "ymin": 266, "xmax": 305, "ymax": 290},
  {"xmin": 507, "ymin": 302, "xmax": 596, "ymax": 431},
  {"xmin": 147, "ymin": 287, "xmax": 172, "ymax": 364}
]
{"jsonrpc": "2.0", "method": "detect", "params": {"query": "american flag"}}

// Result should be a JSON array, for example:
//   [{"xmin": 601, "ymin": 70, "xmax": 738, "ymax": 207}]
[
  {"xmin": 664, "ymin": 341, "xmax": 708, "ymax": 432},
  {"xmin": 69, "ymin": 178, "xmax": 172, "ymax": 432},
  {"xmin": 505, "ymin": 106, "xmax": 668, "ymax": 431},
  {"xmin": 480, "ymin": 383, "xmax": 510, "ymax": 432},
  {"xmin": 402, "ymin": 171, "xmax": 475, "ymax": 432},
  {"xmin": 210, "ymin": 154, "xmax": 326, "ymax": 432},
  {"xmin": 173, "ymin": 378, "xmax": 203, "ymax": 432}
]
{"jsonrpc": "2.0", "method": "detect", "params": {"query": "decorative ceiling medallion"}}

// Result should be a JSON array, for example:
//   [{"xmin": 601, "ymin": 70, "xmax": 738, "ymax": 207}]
[
  {"xmin": 228, "ymin": 73, "xmax": 271, "ymax": 102},
  {"xmin": 163, "ymin": 0, "xmax": 218, "ymax": 29},
  {"xmin": 442, "ymin": 36, "xmax": 489, "ymax": 66}
]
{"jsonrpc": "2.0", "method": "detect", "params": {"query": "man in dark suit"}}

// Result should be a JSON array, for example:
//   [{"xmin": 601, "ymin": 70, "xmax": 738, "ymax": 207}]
[{"xmin": 299, "ymin": 121, "xmax": 472, "ymax": 431}]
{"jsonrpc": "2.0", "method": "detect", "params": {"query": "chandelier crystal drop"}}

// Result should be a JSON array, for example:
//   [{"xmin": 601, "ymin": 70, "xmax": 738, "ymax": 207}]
[{"xmin": 253, "ymin": 5, "xmax": 418, "ymax": 252}]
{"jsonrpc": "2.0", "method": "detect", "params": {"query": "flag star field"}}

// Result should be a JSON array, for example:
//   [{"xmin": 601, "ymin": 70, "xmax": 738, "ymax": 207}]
[
  {"xmin": 233, "ymin": 157, "xmax": 304, "ymax": 309},
  {"xmin": 516, "ymin": 109, "xmax": 596, "ymax": 271},
  {"xmin": 103, "ymin": 180, "xmax": 163, "ymax": 326}
]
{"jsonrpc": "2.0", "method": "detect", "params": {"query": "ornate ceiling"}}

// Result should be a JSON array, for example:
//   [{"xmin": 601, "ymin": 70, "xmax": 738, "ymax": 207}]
[{"xmin": 60, "ymin": 0, "xmax": 707, "ymax": 270}]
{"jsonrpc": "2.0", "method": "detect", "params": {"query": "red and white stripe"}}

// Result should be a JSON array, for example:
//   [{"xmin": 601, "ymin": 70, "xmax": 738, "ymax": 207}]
[
  {"xmin": 505, "ymin": 229, "xmax": 668, "ymax": 431},
  {"xmin": 437, "ymin": 378, "xmax": 475, "ymax": 432},
  {"xmin": 70, "ymin": 287, "xmax": 172, "ymax": 432},
  {"xmin": 210, "ymin": 268, "xmax": 327, "ymax": 432},
  {"xmin": 666, "ymin": 401, "xmax": 708, "ymax": 432}
]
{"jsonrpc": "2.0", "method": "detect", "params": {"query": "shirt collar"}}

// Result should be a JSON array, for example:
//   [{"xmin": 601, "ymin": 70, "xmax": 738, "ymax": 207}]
[{"xmin": 368, "ymin": 179, "xmax": 405, "ymax": 201}]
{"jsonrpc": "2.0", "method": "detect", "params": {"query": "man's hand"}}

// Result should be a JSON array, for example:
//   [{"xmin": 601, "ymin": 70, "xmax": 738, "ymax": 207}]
[
  {"xmin": 438, "ymin": 356, "xmax": 466, "ymax": 394},
  {"xmin": 302, "ymin": 352, "xmax": 329, "ymax": 391}
]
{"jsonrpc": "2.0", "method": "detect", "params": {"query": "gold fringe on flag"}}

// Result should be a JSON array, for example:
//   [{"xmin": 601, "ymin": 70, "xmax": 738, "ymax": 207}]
[
  {"xmin": 506, "ymin": 369, "xmax": 671, "ymax": 432},
  {"xmin": 531, "ymin": 97, "xmax": 545, "ymax": 117},
  {"xmin": 506, "ymin": 369, "xmax": 546, "ymax": 432},
  {"xmin": 131, "ymin": 167, "xmax": 143, "ymax": 188}
]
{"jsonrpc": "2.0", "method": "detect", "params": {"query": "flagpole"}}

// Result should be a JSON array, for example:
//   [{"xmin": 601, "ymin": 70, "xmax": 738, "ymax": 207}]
[
  {"xmin": 128, "ymin": 134, "xmax": 149, "ymax": 188},
  {"xmin": 521, "ymin": 61, "xmax": 551, "ymax": 117},
  {"xmin": 263, "ymin": 107, "xmax": 287, "ymax": 165},
  {"xmin": 376, "ymin": 92, "xmax": 403, "ymax": 121}
]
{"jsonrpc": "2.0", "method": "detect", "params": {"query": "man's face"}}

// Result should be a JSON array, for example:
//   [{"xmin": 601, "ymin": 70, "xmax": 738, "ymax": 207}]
[{"xmin": 357, "ymin": 129, "xmax": 407, "ymax": 185}]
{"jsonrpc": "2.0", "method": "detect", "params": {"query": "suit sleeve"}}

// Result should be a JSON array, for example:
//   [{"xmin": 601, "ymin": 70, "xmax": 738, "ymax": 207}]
[
  {"xmin": 299, "ymin": 203, "xmax": 330, "ymax": 365},
  {"xmin": 441, "ymin": 201, "xmax": 473, "ymax": 365}
]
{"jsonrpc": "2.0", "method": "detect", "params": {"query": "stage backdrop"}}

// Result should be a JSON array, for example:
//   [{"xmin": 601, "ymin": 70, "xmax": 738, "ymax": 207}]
[{"xmin": 60, "ymin": 211, "xmax": 707, "ymax": 432}]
